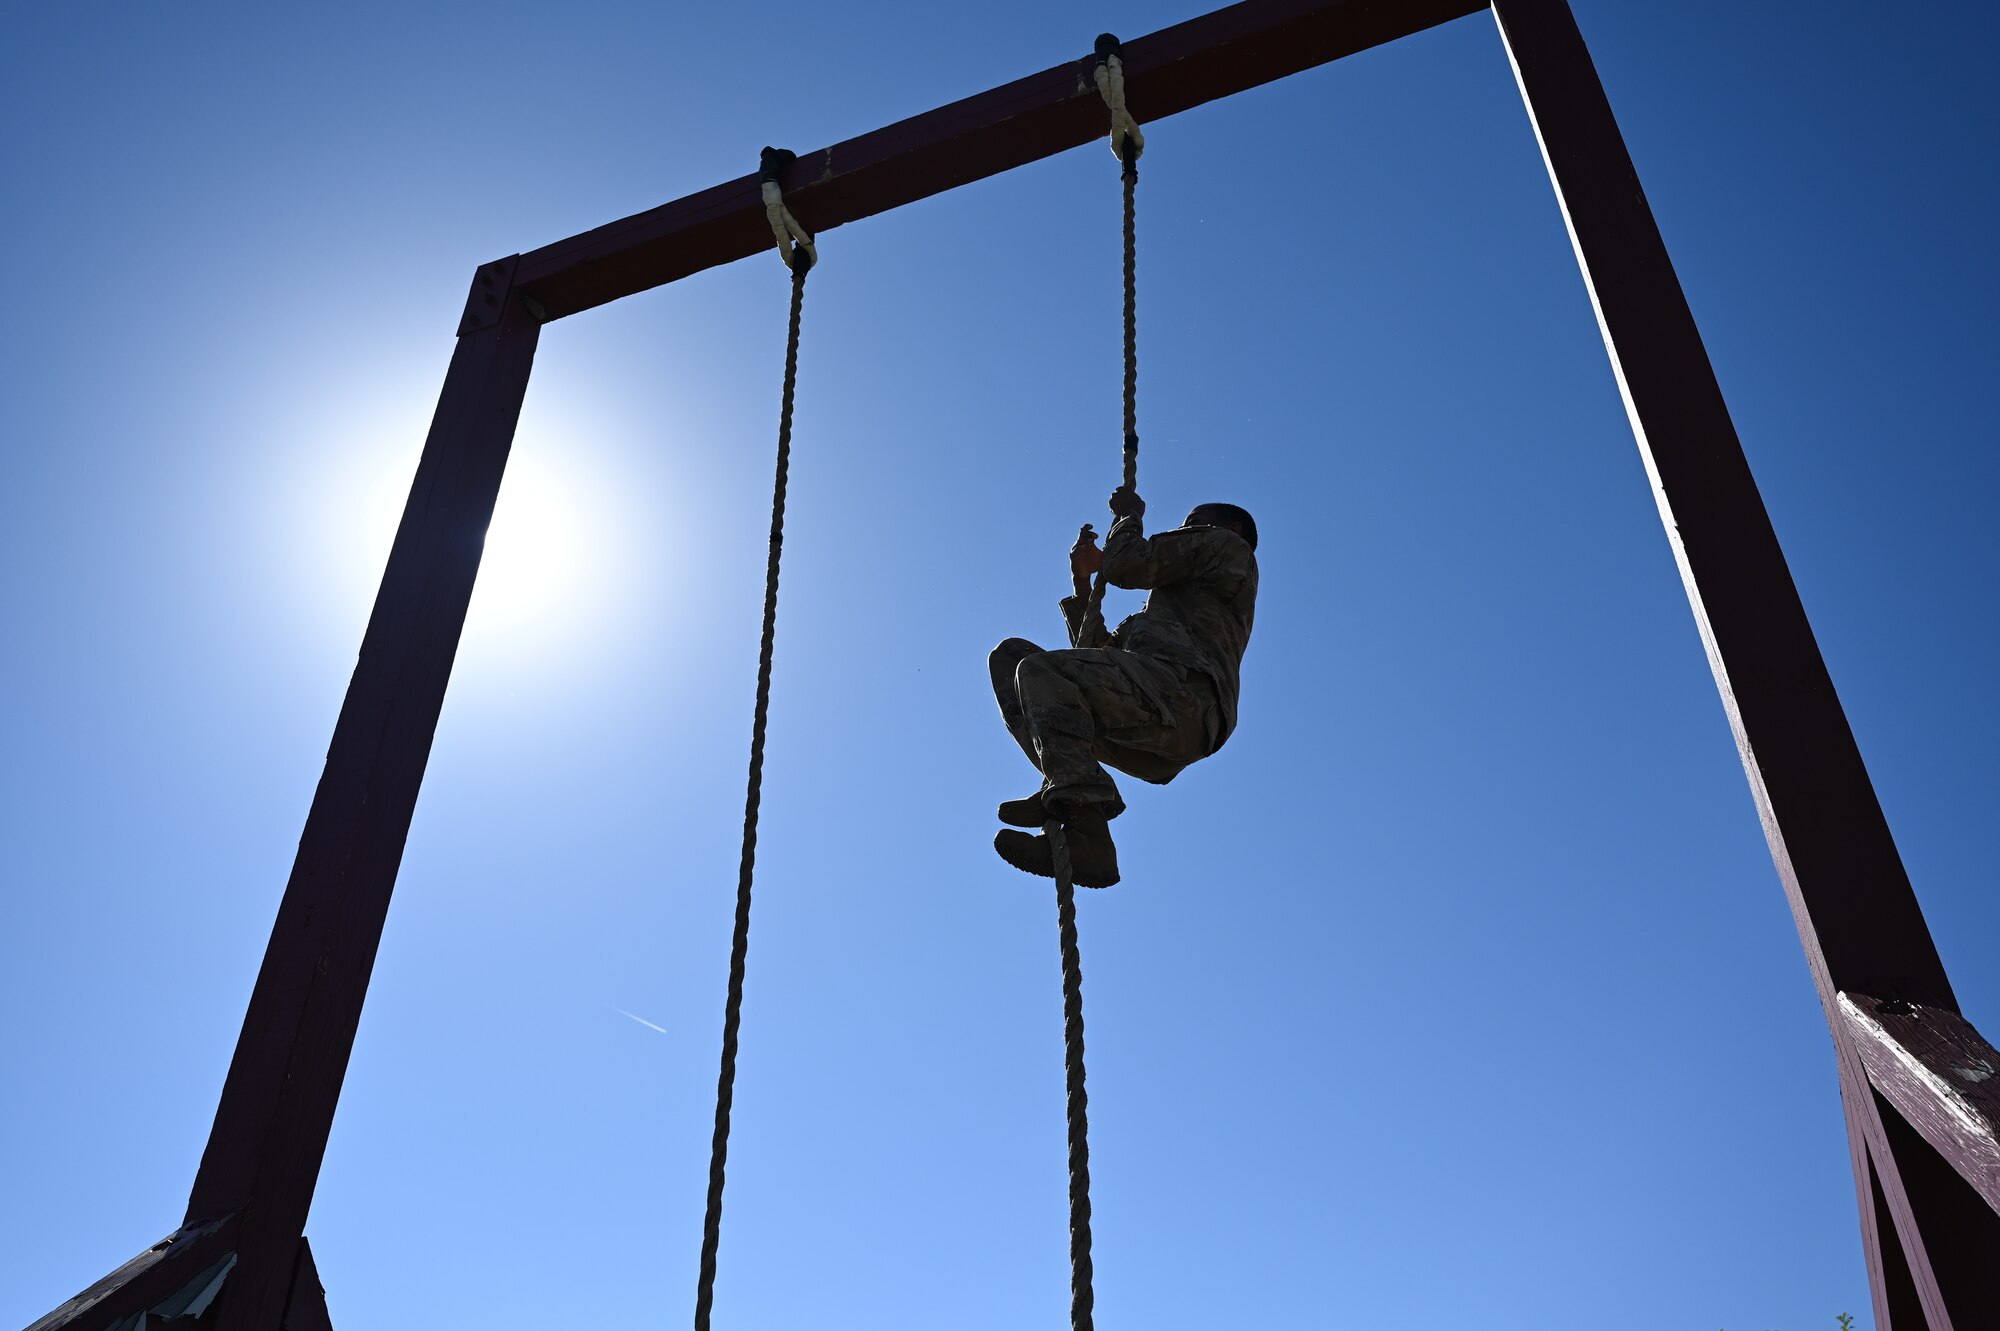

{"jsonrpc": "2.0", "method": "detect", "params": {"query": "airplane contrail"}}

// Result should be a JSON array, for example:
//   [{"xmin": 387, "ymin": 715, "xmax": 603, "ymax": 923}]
[{"xmin": 613, "ymin": 1006, "xmax": 669, "ymax": 1035}]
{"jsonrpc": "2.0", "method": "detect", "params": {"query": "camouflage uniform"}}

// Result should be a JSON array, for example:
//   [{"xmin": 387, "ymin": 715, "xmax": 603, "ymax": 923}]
[{"xmin": 990, "ymin": 515, "xmax": 1258, "ymax": 819}]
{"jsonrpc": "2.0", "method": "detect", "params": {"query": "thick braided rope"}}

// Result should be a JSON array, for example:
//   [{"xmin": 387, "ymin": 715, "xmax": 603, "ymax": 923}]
[
  {"xmin": 1086, "ymin": 73, "xmax": 1141, "ymax": 628},
  {"xmin": 1044, "ymin": 822, "xmax": 1095, "ymax": 1331},
  {"xmin": 693, "ymin": 244, "xmax": 811, "ymax": 1331},
  {"xmin": 1119, "ymin": 143, "xmax": 1138, "ymax": 492},
  {"xmin": 1055, "ymin": 39, "xmax": 1137, "ymax": 1329}
]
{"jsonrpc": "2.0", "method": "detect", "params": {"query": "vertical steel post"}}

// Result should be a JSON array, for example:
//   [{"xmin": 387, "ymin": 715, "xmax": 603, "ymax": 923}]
[
  {"xmin": 184, "ymin": 259, "xmax": 542, "ymax": 1330},
  {"xmin": 1491, "ymin": 3, "xmax": 2000, "ymax": 1326}
]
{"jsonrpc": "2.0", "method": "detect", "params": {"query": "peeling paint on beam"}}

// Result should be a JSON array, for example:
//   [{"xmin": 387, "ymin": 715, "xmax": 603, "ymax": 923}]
[{"xmin": 1841, "ymin": 993, "xmax": 2000, "ymax": 1213}]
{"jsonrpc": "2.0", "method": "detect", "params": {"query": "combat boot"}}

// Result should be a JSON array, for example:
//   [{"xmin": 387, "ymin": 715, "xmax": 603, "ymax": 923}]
[
  {"xmin": 992, "ymin": 817, "xmax": 1120, "ymax": 888},
  {"xmin": 996, "ymin": 792, "xmax": 1048, "ymax": 827}
]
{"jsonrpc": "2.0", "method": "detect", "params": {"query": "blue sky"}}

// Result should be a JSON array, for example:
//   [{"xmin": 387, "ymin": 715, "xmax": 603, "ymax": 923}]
[{"xmin": 3, "ymin": 3, "xmax": 1996, "ymax": 1328}]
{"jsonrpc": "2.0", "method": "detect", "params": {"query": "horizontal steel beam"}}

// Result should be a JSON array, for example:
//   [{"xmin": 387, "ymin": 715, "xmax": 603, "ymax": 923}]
[{"xmin": 514, "ymin": 0, "xmax": 1489, "ymax": 321}]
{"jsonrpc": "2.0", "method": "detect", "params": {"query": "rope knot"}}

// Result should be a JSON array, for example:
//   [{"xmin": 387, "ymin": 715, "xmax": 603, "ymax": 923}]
[
  {"xmin": 1092, "ymin": 35, "xmax": 1144, "ymax": 166},
  {"xmin": 758, "ymin": 146, "xmax": 817, "ymax": 273}
]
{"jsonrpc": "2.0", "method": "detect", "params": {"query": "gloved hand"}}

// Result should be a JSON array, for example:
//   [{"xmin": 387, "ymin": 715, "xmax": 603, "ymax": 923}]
[{"xmin": 1070, "ymin": 523, "xmax": 1103, "ymax": 580}]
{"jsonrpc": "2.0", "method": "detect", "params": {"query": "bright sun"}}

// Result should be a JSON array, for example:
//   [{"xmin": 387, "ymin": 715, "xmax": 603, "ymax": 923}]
[
  {"xmin": 295, "ymin": 382, "xmax": 658, "ymax": 682},
  {"xmin": 468, "ymin": 445, "xmax": 586, "ymax": 635},
  {"xmin": 317, "ymin": 420, "xmax": 615, "ymax": 661}
]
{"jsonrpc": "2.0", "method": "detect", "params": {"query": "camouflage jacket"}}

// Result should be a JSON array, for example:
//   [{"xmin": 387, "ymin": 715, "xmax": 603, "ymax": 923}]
[{"xmin": 1059, "ymin": 515, "xmax": 1259, "ymax": 750}]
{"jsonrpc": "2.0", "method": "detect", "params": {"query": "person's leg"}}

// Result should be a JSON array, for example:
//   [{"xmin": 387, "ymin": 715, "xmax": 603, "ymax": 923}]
[
  {"xmin": 1014, "ymin": 650, "xmax": 1129, "ymax": 821},
  {"xmin": 993, "ymin": 650, "xmax": 1214, "ymax": 888},
  {"xmin": 988, "ymin": 637, "xmax": 1045, "ymax": 770},
  {"xmin": 994, "ymin": 649, "xmax": 1124, "ymax": 884},
  {"xmin": 1091, "ymin": 656, "xmax": 1216, "ymax": 780}
]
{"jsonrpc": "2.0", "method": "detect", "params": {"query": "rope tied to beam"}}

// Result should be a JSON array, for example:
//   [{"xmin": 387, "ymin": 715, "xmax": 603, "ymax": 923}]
[
  {"xmin": 693, "ymin": 145, "xmax": 814, "ymax": 1331},
  {"xmin": 1091, "ymin": 34, "xmax": 1145, "ymax": 166},
  {"xmin": 759, "ymin": 145, "xmax": 817, "ymax": 274}
]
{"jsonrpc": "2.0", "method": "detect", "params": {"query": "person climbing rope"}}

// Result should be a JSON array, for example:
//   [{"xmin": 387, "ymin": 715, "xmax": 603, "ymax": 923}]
[{"xmin": 989, "ymin": 485, "xmax": 1258, "ymax": 887}]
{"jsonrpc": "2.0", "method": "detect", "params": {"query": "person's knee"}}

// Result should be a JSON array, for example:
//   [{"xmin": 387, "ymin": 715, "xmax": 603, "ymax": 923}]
[
  {"xmin": 990, "ymin": 637, "xmax": 1041, "ymax": 675},
  {"xmin": 992, "ymin": 639, "xmax": 1043, "ymax": 703},
  {"xmin": 1017, "ymin": 653, "xmax": 1094, "ymax": 721},
  {"xmin": 1014, "ymin": 651, "xmax": 1057, "ymax": 694}
]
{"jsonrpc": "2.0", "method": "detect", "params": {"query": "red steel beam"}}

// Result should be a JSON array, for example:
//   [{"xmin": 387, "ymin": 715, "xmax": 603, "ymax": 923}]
[
  {"xmin": 1492, "ymin": 2, "xmax": 1999, "ymax": 1324},
  {"xmin": 515, "ymin": 0, "xmax": 1489, "ymax": 321},
  {"xmin": 1496, "ymin": 0, "xmax": 1951, "ymax": 1014},
  {"xmin": 25, "ymin": 1216, "xmax": 241, "ymax": 1331},
  {"xmin": 188, "ymin": 269, "xmax": 543, "ymax": 1331}
]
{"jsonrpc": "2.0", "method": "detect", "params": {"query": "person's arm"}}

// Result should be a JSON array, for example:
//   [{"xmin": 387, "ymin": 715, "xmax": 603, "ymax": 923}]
[
  {"xmin": 1099, "ymin": 487, "xmax": 1214, "ymax": 589},
  {"xmin": 1060, "ymin": 523, "xmax": 1113, "ymax": 647}
]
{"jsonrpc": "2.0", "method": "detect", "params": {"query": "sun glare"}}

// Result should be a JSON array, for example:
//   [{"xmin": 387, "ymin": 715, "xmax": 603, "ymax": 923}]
[
  {"xmin": 298, "ymin": 396, "xmax": 637, "ymax": 676},
  {"xmin": 467, "ymin": 443, "xmax": 588, "ymax": 636}
]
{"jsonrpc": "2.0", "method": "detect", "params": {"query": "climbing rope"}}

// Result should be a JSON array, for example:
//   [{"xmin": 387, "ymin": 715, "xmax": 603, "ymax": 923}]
[
  {"xmin": 1086, "ymin": 32, "xmax": 1143, "ymax": 629},
  {"xmin": 693, "ymin": 145, "xmax": 815, "ymax": 1331},
  {"xmin": 1044, "ymin": 821, "xmax": 1096, "ymax": 1330},
  {"xmin": 1043, "ymin": 35, "xmax": 1144, "ymax": 1331}
]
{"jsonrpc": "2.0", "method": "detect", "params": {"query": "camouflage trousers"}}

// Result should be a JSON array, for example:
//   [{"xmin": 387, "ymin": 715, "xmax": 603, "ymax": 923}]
[{"xmin": 989, "ymin": 637, "xmax": 1219, "ymax": 820}]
